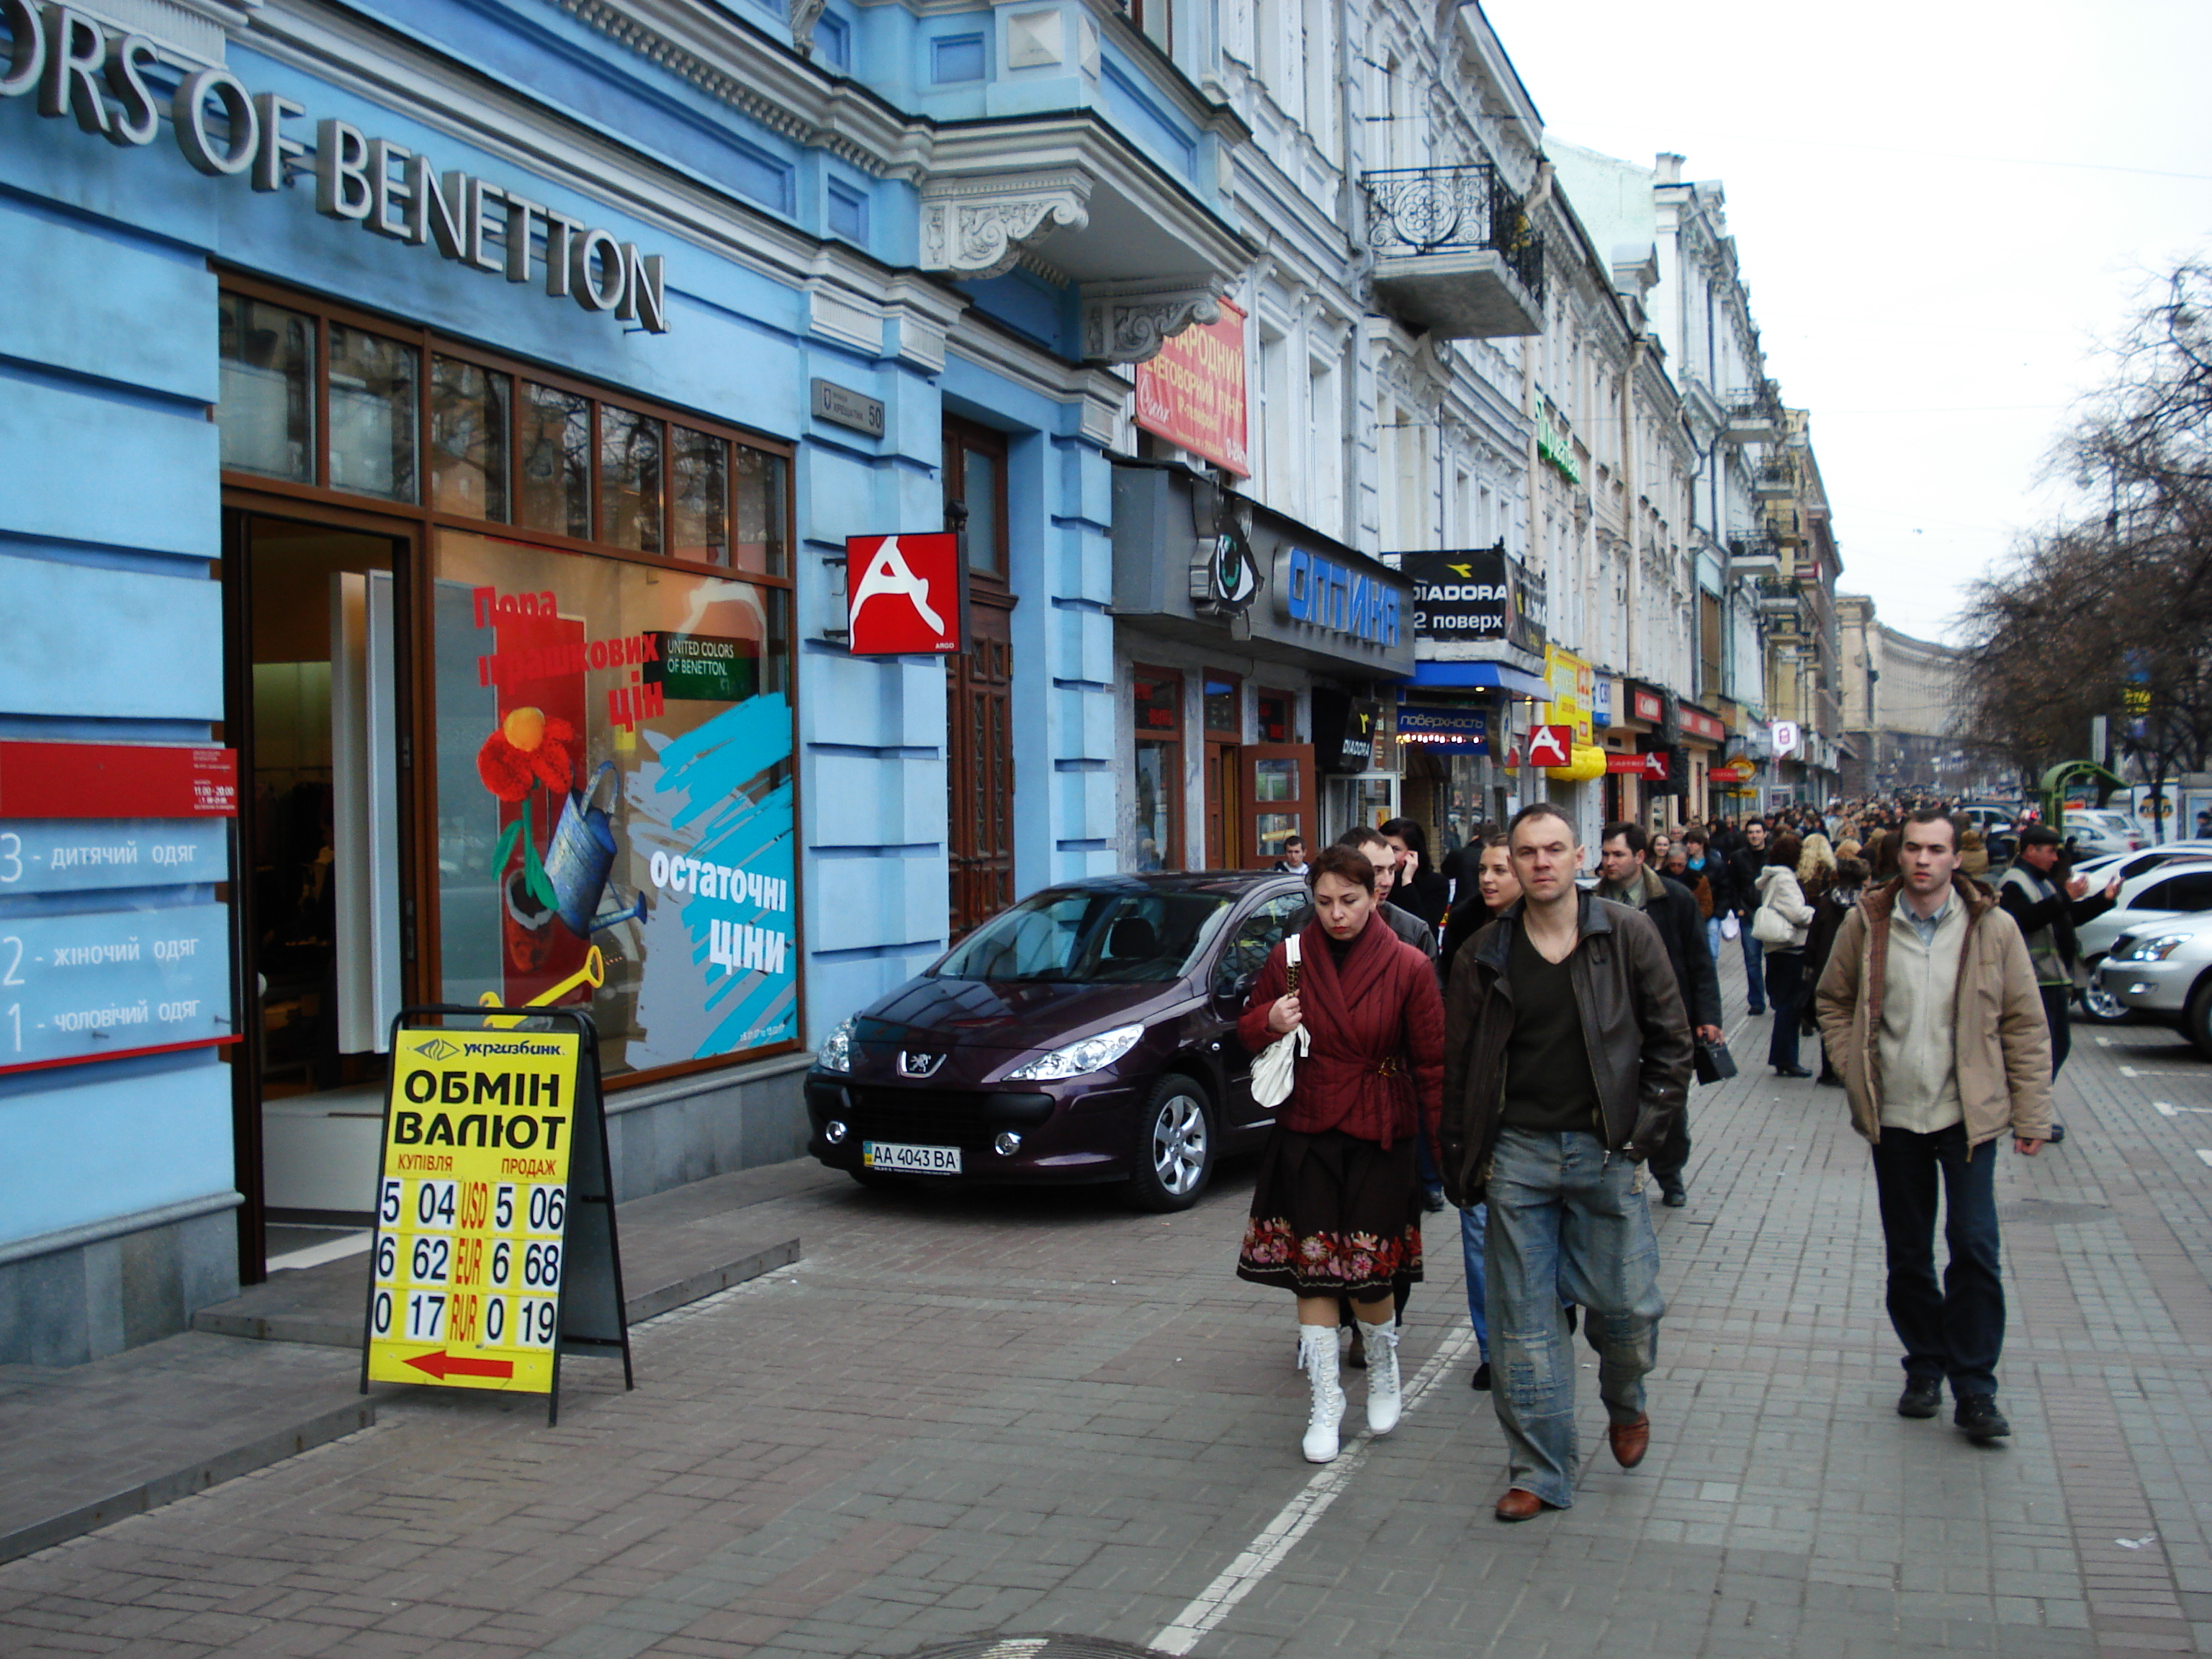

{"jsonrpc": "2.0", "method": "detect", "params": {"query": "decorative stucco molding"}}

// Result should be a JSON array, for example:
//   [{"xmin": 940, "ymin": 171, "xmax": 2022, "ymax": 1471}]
[
  {"xmin": 920, "ymin": 174, "xmax": 1090, "ymax": 279},
  {"xmin": 1078, "ymin": 283, "xmax": 1223, "ymax": 364}
]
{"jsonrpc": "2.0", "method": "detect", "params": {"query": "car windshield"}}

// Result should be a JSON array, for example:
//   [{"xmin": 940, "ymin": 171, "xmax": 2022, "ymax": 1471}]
[{"xmin": 934, "ymin": 889, "xmax": 1236, "ymax": 984}]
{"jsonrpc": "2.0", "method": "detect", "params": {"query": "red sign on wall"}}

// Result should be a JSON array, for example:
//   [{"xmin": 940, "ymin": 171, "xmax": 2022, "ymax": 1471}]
[
  {"xmin": 0, "ymin": 743, "xmax": 237, "ymax": 818},
  {"xmin": 846, "ymin": 534, "xmax": 966, "ymax": 655},
  {"xmin": 1134, "ymin": 299, "xmax": 1250, "ymax": 477},
  {"xmin": 1606, "ymin": 751, "xmax": 1671, "ymax": 780},
  {"xmin": 1631, "ymin": 689, "xmax": 1664, "ymax": 724},
  {"xmin": 1526, "ymin": 724, "xmax": 1575, "ymax": 769},
  {"xmin": 1679, "ymin": 706, "xmax": 1727, "ymax": 744}
]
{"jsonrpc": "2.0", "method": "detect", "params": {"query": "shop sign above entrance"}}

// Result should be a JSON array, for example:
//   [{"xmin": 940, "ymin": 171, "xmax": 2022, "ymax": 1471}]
[
  {"xmin": 1399, "ymin": 546, "xmax": 1546, "ymax": 654},
  {"xmin": 845, "ymin": 534, "xmax": 966, "ymax": 655},
  {"xmin": 1273, "ymin": 547, "xmax": 1401, "ymax": 648},
  {"xmin": 1395, "ymin": 705, "xmax": 1488, "ymax": 754},
  {"xmin": 0, "ymin": 1, "xmax": 671, "ymax": 332}
]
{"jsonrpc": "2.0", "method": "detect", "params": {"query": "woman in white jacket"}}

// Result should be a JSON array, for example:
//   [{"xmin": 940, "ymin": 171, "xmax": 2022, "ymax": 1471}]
[{"xmin": 1753, "ymin": 832, "xmax": 1815, "ymax": 1077}]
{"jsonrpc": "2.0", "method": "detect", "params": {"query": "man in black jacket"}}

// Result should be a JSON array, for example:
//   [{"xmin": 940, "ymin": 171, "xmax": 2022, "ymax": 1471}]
[
  {"xmin": 1725, "ymin": 817, "xmax": 1771, "ymax": 1016},
  {"xmin": 1599, "ymin": 824, "xmax": 1723, "ymax": 1206},
  {"xmin": 1997, "ymin": 825, "xmax": 2120, "ymax": 1079},
  {"xmin": 1440, "ymin": 804, "xmax": 1691, "ymax": 1522}
]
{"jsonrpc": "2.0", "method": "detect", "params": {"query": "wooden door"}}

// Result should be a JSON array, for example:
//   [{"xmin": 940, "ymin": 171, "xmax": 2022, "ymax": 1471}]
[{"xmin": 944, "ymin": 419, "xmax": 1013, "ymax": 938}]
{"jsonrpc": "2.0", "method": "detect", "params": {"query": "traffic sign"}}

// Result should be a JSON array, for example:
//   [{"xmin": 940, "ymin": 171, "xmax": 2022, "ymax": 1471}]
[
  {"xmin": 361, "ymin": 1007, "xmax": 633, "ymax": 1424},
  {"xmin": 1527, "ymin": 724, "xmax": 1574, "ymax": 769}
]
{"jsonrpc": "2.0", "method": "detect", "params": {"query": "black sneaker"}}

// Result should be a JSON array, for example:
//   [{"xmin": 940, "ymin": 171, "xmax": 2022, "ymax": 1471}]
[
  {"xmin": 1897, "ymin": 1377, "xmax": 1941, "ymax": 1419},
  {"xmin": 1470, "ymin": 1360, "xmax": 1491, "ymax": 1392},
  {"xmin": 1660, "ymin": 1184, "xmax": 1687, "ymax": 1208},
  {"xmin": 1954, "ymin": 1394, "xmax": 2010, "ymax": 1442}
]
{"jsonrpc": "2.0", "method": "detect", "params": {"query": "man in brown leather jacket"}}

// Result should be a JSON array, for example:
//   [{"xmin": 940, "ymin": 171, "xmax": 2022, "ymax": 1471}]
[{"xmin": 1440, "ymin": 802, "xmax": 1692, "ymax": 1521}]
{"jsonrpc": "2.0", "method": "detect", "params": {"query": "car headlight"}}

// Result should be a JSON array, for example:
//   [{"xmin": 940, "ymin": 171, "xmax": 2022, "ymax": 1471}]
[
  {"xmin": 2121, "ymin": 934, "xmax": 2194, "ymax": 962},
  {"xmin": 817, "ymin": 1016, "xmax": 856, "ymax": 1072},
  {"xmin": 1004, "ymin": 1022, "xmax": 1146, "ymax": 1081}
]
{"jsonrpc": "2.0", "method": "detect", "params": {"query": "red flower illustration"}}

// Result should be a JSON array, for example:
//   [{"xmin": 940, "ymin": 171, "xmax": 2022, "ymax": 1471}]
[{"xmin": 477, "ymin": 709, "xmax": 576, "ymax": 801}]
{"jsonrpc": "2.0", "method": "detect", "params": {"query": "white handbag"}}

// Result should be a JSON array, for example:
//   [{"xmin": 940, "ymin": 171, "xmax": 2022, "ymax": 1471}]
[
  {"xmin": 1750, "ymin": 903, "xmax": 1795, "ymax": 948},
  {"xmin": 1250, "ymin": 935, "xmax": 1309, "ymax": 1107}
]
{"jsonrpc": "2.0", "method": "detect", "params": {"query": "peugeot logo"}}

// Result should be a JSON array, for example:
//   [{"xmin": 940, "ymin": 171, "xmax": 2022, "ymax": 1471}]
[{"xmin": 897, "ymin": 1051, "xmax": 946, "ymax": 1079}]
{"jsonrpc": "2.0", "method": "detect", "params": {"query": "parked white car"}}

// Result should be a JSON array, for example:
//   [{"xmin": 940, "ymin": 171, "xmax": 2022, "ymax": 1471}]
[
  {"xmin": 2064, "ymin": 810, "xmax": 2141, "ymax": 857},
  {"xmin": 2096, "ymin": 912, "xmax": 2212, "ymax": 1057},
  {"xmin": 2072, "ymin": 857, "xmax": 2212, "ymax": 1020}
]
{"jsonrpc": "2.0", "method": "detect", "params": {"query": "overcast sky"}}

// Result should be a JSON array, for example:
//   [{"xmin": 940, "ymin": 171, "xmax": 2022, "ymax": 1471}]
[{"xmin": 1481, "ymin": 0, "xmax": 2212, "ymax": 644}]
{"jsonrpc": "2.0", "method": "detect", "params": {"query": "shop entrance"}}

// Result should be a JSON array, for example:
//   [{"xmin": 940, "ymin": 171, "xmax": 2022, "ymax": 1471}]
[{"xmin": 223, "ymin": 508, "xmax": 415, "ymax": 1280}]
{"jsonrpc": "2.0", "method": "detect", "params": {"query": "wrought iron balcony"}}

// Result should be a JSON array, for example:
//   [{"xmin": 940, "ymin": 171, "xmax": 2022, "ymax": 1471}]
[
  {"xmin": 1755, "ymin": 459, "xmax": 1795, "ymax": 500},
  {"xmin": 1755, "ymin": 574, "xmax": 1804, "ymax": 616},
  {"xmin": 1727, "ymin": 534, "xmax": 1781, "ymax": 573},
  {"xmin": 1359, "ymin": 163, "xmax": 1545, "ymax": 340},
  {"xmin": 1724, "ymin": 384, "xmax": 1784, "ymax": 445}
]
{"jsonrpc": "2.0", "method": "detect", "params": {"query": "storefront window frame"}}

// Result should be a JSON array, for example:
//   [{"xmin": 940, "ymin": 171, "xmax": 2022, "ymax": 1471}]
[
  {"xmin": 214, "ymin": 273, "xmax": 803, "ymax": 1089},
  {"xmin": 1132, "ymin": 663, "xmax": 1184, "ymax": 871}
]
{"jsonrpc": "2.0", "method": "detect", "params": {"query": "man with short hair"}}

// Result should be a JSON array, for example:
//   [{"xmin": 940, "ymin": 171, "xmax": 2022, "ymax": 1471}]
[
  {"xmin": 1726, "ymin": 817, "xmax": 1771, "ymax": 1015},
  {"xmin": 1815, "ymin": 808, "xmax": 2051, "ymax": 1442},
  {"xmin": 1599, "ymin": 822, "xmax": 1724, "ymax": 1207},
  {"xmin": 1441, "ymin": 803, "xmax": 1692, "ymax": 1520},
  {"xmin": 1272, "ymin": 834, "xmax": 1308, "ymax": 874},
  {"xmin": 1996, "ymin": 825, "xmax": 2118, "ymax": 1079}
]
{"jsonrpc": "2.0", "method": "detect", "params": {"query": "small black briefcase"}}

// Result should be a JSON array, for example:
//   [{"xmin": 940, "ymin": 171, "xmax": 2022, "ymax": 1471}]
[{"xmin": 1692, "ymin": 1035, "xmax": 1738, "ymax": 1086}]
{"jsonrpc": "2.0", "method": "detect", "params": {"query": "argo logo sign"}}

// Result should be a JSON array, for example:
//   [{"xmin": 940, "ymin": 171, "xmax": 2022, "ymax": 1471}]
[{"xmin": 845, "ymin": 534, "xmax": 966, "ymax": 655}]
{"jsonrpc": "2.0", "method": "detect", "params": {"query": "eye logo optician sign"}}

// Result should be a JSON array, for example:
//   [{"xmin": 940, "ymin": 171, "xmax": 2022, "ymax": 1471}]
[
  {"xmin": 845, "ymin": 534, "xmax": 966, "ymax": 655},
  {"xmin": 1, "ymin": 1, "xmax": 671, "ymax": 331}
]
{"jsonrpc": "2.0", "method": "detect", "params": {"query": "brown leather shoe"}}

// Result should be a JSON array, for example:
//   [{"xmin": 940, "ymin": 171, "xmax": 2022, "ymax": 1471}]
[
  {"xmin": 1608, "ymin": 1413, "xmax": 1651, "ymax": 1469},
  {"xmin": 1494, "ymin": 1488, "xmax": 1550, "ymax": 1522}
]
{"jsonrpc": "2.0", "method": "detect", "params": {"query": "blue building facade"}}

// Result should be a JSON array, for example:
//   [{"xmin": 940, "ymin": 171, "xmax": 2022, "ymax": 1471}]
[{"xmin": 0, "ymin": 0, "xmax": 1251, "ymax": 1361}]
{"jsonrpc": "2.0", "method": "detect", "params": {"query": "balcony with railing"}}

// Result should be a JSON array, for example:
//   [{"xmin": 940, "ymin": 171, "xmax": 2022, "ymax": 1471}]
[
  {"xmin": 1727, "ymin": 532, "xmax": 1781, "ymax": 575},
  {"xmin": 1359, "ymin": 163, "xmax": 1545, "ymax": 339},
  {"xmin": 1755, "ymin": 457, "xmax": 1796, "ymax": 500},
  {"xmin": 1725, "ymin": 383, "xmax": 1784, "ymax": 445},
  {"xmin": 1755, "ymin": 574, "xmax": 1805, "ymax": 619}
]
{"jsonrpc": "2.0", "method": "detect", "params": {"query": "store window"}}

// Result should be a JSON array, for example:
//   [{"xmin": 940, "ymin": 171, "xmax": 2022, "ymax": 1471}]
[
  {"xmin": 217, "ymin": 280, "xmax": 799, "ymax": 1082},
  {"xmin": 1133, "ymin": 667, "xmax": 1182, "ymax": 871},
  {"xmin": 1257, "ymin": 689, "xmax": 1295, "ymax": 743}
]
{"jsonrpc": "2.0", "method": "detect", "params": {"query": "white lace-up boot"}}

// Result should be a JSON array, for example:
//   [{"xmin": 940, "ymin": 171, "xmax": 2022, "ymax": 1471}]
[
  {"xmin": 1296, "ymin": 1323, "xmax": 1345, "ymax": 1463},
  {"xmin": 1359, "ymin": 1318, "xmax": 1402, "ymax": 1435}
]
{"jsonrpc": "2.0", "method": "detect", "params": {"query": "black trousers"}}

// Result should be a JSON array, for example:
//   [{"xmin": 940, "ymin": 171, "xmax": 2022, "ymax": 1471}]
[
  {"xmin": 1649, "ymin": 1103, "xmax": 1690, "ymax": 1192},
  {"xmin": 2040, "ymin": 985, "xmax": 2072, "ymax": 1078}
]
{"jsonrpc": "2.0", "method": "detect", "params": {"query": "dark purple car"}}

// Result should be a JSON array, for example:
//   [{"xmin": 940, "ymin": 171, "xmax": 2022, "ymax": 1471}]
[{"xmin": 806, "ymin": 871, "xmax": 1308, "ymax": 1210}]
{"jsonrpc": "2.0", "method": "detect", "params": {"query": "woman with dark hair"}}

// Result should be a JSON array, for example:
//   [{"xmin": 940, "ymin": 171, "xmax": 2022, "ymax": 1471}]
[
  {"xmin": 1236, "ymin": 843, "xmax": 1445, "ymax": 1463},
  {"xmin": 1752, "ymin": 830, "xmax": 1815, "ymax": 1077},
  {"xmin": 1379, "ymin": 817, "xmax": 1449, "ymax": 930},
  {"xmin": 1802, "ymin": 853, "xmax": 1869, "ymax": 1087}
]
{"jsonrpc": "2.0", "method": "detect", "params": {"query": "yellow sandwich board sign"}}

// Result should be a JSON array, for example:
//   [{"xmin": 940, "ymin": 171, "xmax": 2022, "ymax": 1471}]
[{"xmin": 361, "ymin": 1007, "xmax": 631, "ymax": 1421}]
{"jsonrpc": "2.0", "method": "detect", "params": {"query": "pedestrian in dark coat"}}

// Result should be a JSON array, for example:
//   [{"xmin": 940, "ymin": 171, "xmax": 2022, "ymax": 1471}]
[{"xmin": 1237, "ymin": 845, "xmax": 1444, "ymax": 1465}]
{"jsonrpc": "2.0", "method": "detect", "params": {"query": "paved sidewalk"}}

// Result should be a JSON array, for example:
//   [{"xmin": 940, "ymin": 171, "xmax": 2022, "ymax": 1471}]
[{"xmin": 1, "ymin": 946, "xmax": 2208, "ymax": 1658}]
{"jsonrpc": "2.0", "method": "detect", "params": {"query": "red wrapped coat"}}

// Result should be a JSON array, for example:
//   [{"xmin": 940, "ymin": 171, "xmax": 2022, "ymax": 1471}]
[{"xmin": 1236, "ymin": 917, "xmax": 1444, "ymax": 1150}]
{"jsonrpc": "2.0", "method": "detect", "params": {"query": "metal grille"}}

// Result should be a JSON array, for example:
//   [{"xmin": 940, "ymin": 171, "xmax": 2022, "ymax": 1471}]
[{"xmin": 1359, "ymin": 163, "xmax": 1545, "ymax": 299}]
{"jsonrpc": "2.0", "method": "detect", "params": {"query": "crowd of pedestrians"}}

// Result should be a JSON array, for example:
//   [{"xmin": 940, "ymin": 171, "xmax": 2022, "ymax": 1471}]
[{"xmin": 1232, "ymin": 792, "xmax": 2069, "ymax": 1516}]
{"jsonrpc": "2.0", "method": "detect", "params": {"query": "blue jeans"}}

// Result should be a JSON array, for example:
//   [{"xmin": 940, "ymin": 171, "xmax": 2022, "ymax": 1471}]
[
  {"xmin": 1870, "ymin": 1123, "xmax": 2003, "ymax": 1397},
  {"xmin": 1704, "ymin": 917, "xmax": 1723, "ymax": 964},
  {"xmin": 1460, "ymin": 1202, "xmax": 1488, "ymax": 1355},
  {"xmin": 1485, "ymin": 1128, "xmax": 1665, "ymax": 1509},
  {"xmin": 1738, "ymin": 925, "xmax": 1766, "ymax": 1013}
]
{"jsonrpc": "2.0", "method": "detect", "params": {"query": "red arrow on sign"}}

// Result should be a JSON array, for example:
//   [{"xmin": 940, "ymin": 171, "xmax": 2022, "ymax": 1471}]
[{"xmin": 405, "ymin": 1350, "xmax": 516, "ymax": 1381}]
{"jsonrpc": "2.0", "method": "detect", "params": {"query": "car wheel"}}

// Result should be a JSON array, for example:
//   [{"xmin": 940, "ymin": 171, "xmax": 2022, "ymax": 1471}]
[
  {"xmin": 2077, "ymin": 974, "xmax": 2134, "ymax": 1025},
  {"xmin": 2185, "ymin": 978, "xmax": 2212, "ymax": 1061},
  {"xmin": 1125, "ymin": 1076, "xmax": 1215, "ymax": 1213}
]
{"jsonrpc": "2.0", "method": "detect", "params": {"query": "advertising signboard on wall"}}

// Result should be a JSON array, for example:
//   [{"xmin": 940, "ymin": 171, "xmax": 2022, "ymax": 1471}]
[
  {"xmin": 1542, "ymin": 645, "xmax": 1594, "ymax": 743},
  {"xmin": 1401, "ymin": 547, "xmax": 1546, "ymax": 654},
  {"xmin": 1134, "ymin": 300, "xmax": 1249, "ymax": 477}
]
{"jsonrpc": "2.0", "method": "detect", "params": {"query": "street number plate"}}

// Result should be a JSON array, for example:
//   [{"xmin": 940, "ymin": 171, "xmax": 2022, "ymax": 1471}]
[{"xmin": 862, "ymin": 1141, "xmax": 962, "ymax": 1174}]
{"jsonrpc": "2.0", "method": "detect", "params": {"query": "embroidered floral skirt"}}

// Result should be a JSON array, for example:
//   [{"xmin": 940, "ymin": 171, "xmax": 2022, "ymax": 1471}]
[{"xmin": 1236, "ymin": 1126, "xmax": 1424, "ymax": 1296}]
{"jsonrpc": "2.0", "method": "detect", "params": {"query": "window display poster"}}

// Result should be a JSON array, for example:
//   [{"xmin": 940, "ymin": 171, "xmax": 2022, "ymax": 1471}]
[{"xmin": 434, "ymin": 533, "xmax": 796, "ymax": 1075}]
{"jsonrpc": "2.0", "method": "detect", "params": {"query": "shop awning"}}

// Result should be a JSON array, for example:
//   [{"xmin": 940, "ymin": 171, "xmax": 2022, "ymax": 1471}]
[{"xmin": 1410, "ymin": 659, "xmax": 1549, "ymax": 699}]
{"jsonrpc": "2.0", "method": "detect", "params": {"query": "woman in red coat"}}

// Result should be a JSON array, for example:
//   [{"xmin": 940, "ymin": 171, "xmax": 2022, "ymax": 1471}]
[{"xmin": 1236, "ymin": 844, "xmax": 1445, "ymax": 1463}]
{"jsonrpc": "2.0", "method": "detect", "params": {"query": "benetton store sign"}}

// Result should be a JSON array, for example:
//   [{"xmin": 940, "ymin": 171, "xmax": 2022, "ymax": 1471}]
[{"xmin": 1, "ymin": 1, "xmax": 672, "ymax": 331}]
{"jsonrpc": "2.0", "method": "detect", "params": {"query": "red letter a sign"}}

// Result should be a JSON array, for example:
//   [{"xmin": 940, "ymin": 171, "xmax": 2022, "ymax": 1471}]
[
  {"xmin": 846, "ymin": 534, "xmax": 965, "ymax": 655},
  {"xmin": 1527, "ymin": 724, "xmax": 1574, "ymax": 768}
]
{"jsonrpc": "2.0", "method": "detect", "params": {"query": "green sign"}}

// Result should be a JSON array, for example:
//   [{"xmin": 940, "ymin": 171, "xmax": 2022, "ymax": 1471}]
[{"xmin": 646, "ymin": 634, "xmax": 755, "ymax": 702}]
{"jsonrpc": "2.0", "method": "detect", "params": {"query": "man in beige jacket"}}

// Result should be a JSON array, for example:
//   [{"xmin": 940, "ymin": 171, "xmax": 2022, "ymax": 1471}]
[{"xmin": 1815, "ymin": 807, "xmax": 2051, "ymax": 1442}]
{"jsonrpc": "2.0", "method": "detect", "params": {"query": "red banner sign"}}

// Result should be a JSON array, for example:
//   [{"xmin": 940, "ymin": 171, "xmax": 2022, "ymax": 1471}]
[
  {"xmin": 1134, "ymin": 299, "xmax": 1250, "ymax": 477},
  {"xmin": 1631, "ymin": 689, "xmax": 1663, "ymax": 724},
  {"xmin": 1606, "ymin": 752, "xmax": 1670, "ymax": 779},
  {"xmin": 1679, "ymin": 706, "xmax": 1727, "ymax": 743},
  {"xmin": 846, "ymin": 533, "xmax": 966, "ymax": 655},
  {"xmin": 0, "ymin": 743, "xmax": 237, "ymax": 818}
]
